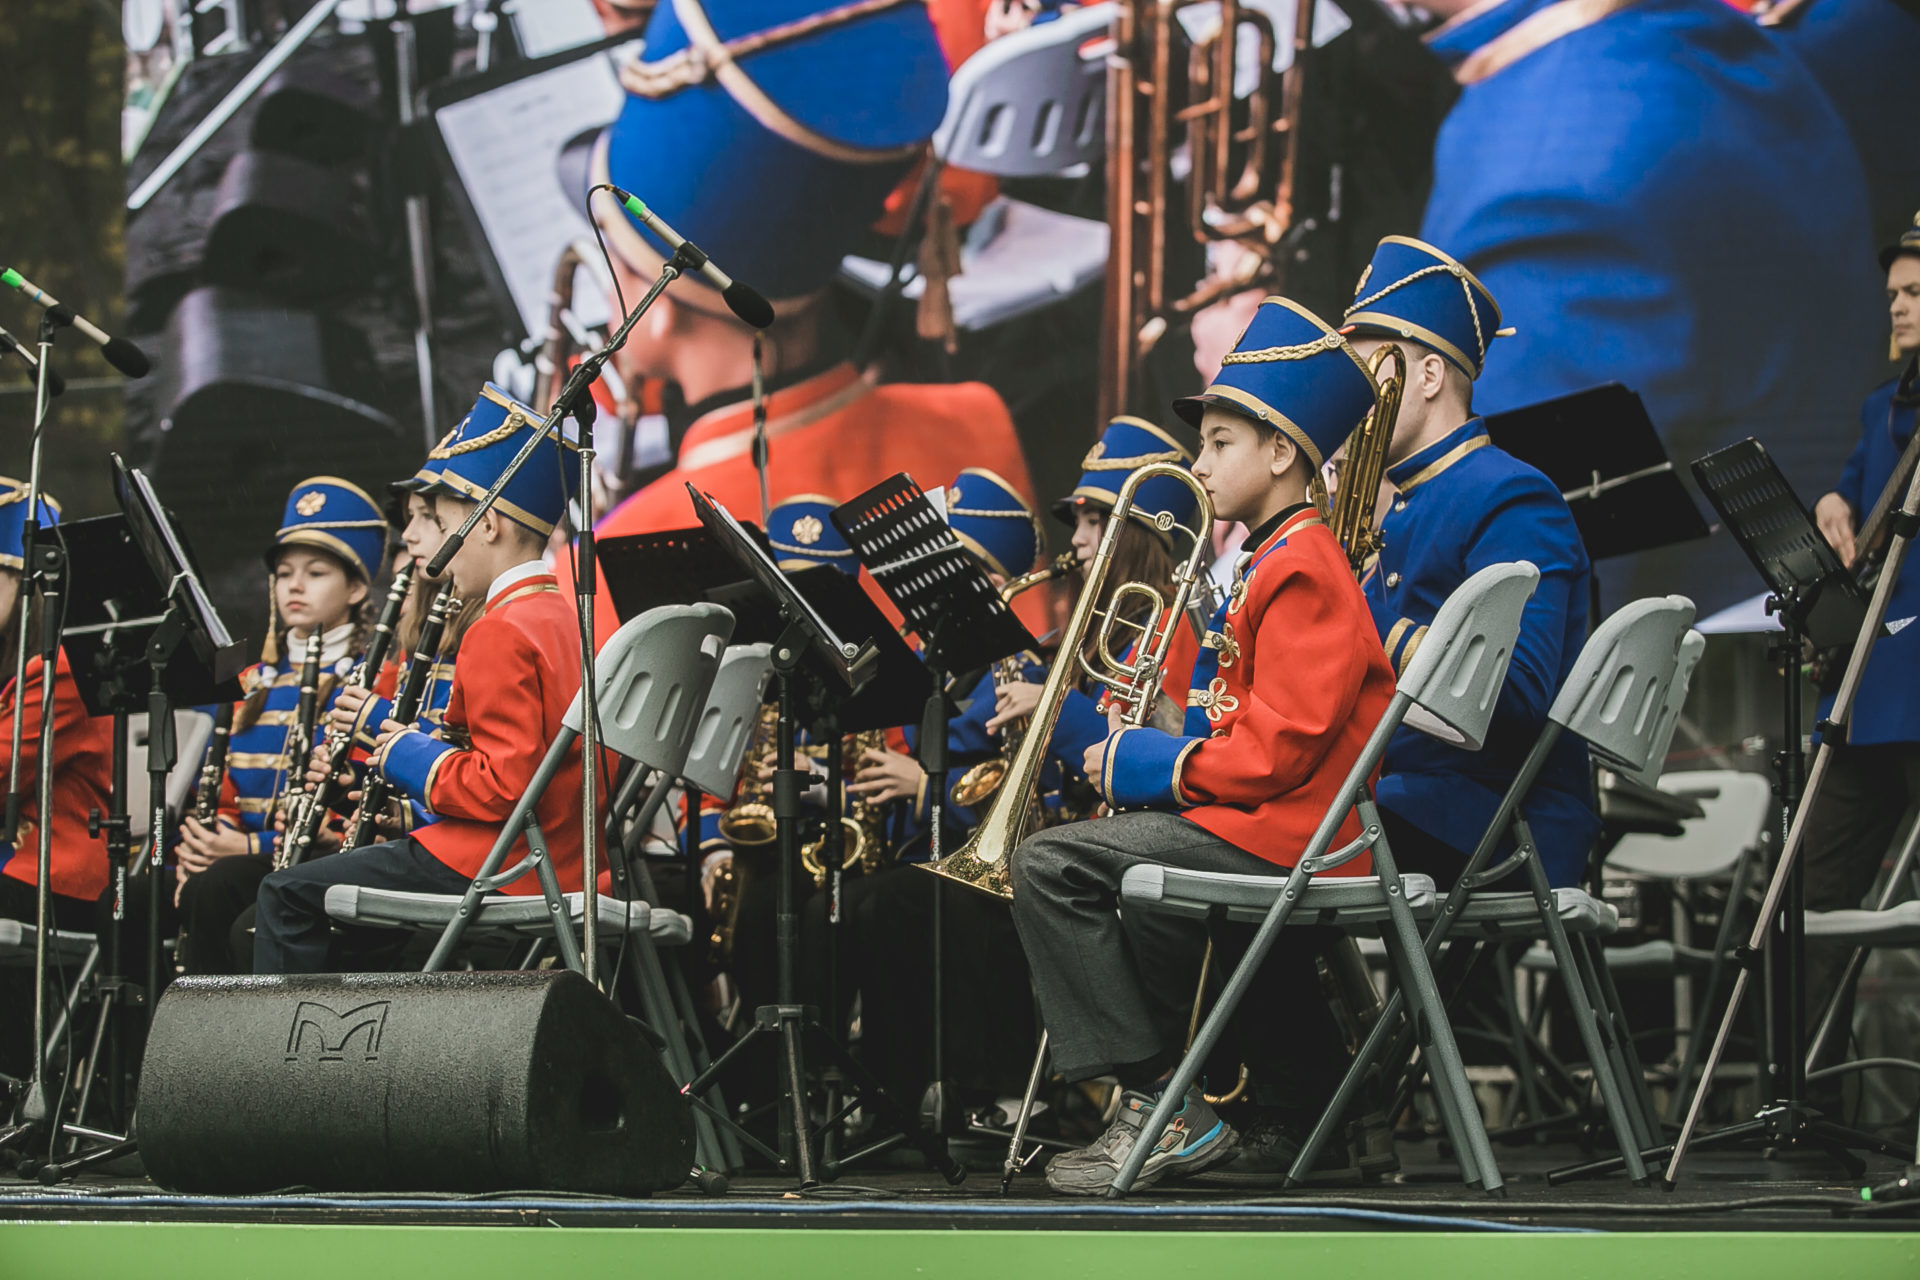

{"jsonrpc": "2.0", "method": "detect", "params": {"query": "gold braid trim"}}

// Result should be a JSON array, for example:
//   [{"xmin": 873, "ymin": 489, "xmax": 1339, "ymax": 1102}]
[
  {"xmin": 621, "ymin": 0, "xmax": 915, "ymax": 98},
  {"xmin": 1219, "ymin": 332, "xmax": 1348, "ymax": 365}
]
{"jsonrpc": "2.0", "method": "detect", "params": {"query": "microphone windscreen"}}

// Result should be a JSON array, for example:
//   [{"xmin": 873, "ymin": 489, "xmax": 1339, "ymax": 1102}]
[
  {"xmin": 103, "ymin": 335, "xmax": 152, "ymax": 379},
  {"xmin": 723, "ymin": 282, "xmax": 776, "ymax": 331}
]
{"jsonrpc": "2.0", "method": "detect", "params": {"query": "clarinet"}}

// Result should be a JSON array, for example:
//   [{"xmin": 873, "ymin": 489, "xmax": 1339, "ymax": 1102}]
[
  {"xmin": 269, "ymin": 632, "xmax": 326, "ymax": 872},
  {"xmin": 279, "ymin": 563, "xmax": 415, "ymax": 869},
  {"xmin": 342, "ymin": 583, "xmax": 455, "ymax": 850},
  {"xmin": 190, "ymin": 701, "xmax": 236, "ymax": 824}
]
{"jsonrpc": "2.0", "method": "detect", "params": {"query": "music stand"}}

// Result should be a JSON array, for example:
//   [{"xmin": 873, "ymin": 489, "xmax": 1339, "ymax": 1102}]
[
  {"xmin": 1553, "ymin": 440, "xmax": 1904, "ymax": 1186},
  {"xmin": 679, "ymin": 487, "xmax": 962, "ymax": 1188},
  {"xmin": 0, "ymin": 458, "xmax": 242, "ymax": 1176},
  {"xmin": 831, "ymin": 473, "xmax": 1038, "ymax": 1132},
  {"xmin": 1484, "ymin": 383, "xmax": 1711, "ymax": 618}
]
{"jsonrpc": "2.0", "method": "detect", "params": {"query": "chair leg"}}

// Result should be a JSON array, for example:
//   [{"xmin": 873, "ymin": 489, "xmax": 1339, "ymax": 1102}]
[
  {"xmin": 627, "ymin": 926, "xmax": 728, "ymax": 1171},
  {"xmin": 1370, "ymin": 839, "xmax": 1502, "ymax": 1193},
  {"xmin": 1109, "ymin": 864, "xmax": 1314, "ymax": 1196},
  {"xmin": 1493, "ymin": 942, "xmax": 1549, "ymax": 1130},
  {"xmin": 1289, "ymin": 973, "xmax": 1410, "ymax": 1186},
  {"xmin": 1584, "ymin": 933, "xmax": 1662, "ymax": 1142},
  {"xmin": 523, "ymin": 815, "xmax": 586, "ymax": 975},
  {"xmin": 1525, "ymin": 858, "xmax": 1649, "ymax": 1184}
]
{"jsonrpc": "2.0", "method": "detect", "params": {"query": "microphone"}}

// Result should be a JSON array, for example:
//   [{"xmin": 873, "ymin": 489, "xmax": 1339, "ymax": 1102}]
[
  {"xmin": 0, "ymin": 325, "xmax": 64, "ymax": 397},
  {"xmin": 0, "ymin": 265, "xmax": 151, "ymax": 378},
  {"xmin": 602, "ymin": 187, "xmax": 776, "ymax": 330}
]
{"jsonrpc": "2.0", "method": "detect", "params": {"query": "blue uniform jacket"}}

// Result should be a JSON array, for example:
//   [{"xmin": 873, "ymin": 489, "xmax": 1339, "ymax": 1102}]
[
  {"xmin": 1421, "ymin": 0, "xmax": 1882, "ymax": 609},
  {"xmin": 1365, "ymin": 420, "xmax": 1598, "ymax": 886},
  {"xmin": 219, "ymin": 656, "xmax": 352, "ymax": 861},
  {"xmin": 1821, "ymin": 370, "xmax": 1919, "ymax": 748}
]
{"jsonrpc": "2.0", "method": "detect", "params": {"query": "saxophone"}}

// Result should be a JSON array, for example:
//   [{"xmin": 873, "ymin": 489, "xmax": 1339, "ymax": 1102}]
[
  {"xmin": 279, "ymin": 563, "xmax": 415, "ymax": 868},
  {"xmin": 715, "ymin": 703, "xmax": 779, "ymax": 847},
  {"xmin": 950, "ymin": 553, "xmax": 1079, "ymax": 810},
  {"xmin": 268, "ymin": 632, "xmax": 326, "ymax": 871},
  {"xmin": 341, "ymin": 583, "xmax": 455, "ymax": 849},
  {"xmin": 798, "ymin": 728, "xmax": 890, "ymax": 887}
]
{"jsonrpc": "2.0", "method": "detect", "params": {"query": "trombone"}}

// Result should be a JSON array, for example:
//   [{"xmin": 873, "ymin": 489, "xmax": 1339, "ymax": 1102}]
[{"xmin": 920, "ymin": 465, "xmax": 1214, "ymax": 899}]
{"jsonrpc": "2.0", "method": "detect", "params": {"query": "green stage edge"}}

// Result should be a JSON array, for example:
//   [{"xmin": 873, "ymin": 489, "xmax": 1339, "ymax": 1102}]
[{"xmin": 2, "ymin": 1223, "xmax": 1917, "ymax": 1280}]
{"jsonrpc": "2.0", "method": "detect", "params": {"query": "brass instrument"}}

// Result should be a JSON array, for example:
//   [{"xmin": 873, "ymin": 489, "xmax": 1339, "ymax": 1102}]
[
  {"xmin": 799, "ymin": 728, "xmax": 889, "ymax": 887},
  {"xmin": 269, "ymin": 632, "xmax": 326, "ymax": 871},
  {"xmin": 921, "ymin": 465, "xmax": 1215, "ymax": 899},
  {"xmin": 1324, "ymin": 343, "xmax": 1406, "ymax": 574},
  {"xmin": 190, "ymin": 701, "xmax": 236, "ymax": 825},
  {"xmin": 342, "ymin": 583, "xmax": 455, "ymax": 849},
  {"xmin": 716, "ymin": 703, "xmax": 779, "ymax": 847},
  {"xmin": 1101, "ymin": 0, "xmax": 1317, "ymax": 422},
  {"xmin": 280, "ymin": 563, "xmax": 415, "ymax": 868},
  {"xmin": 539, "ymin": 239, "xmax": 638, "ymax": 496},
  {"xmin": 951, "ymin": 552, "xmax": 1080, "ymax": 809}
]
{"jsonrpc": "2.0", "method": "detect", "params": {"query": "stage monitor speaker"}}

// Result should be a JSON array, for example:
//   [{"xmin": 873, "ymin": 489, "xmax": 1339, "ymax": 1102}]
[{"xmin": 137, "ymin": 971, "xmax": 694, "ymax": 1195}]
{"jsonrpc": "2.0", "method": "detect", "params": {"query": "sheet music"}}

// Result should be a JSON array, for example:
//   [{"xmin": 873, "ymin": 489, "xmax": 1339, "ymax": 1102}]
[{"xmin": 434, "ymin": 48, "xmax": 630, "ymax": 338}]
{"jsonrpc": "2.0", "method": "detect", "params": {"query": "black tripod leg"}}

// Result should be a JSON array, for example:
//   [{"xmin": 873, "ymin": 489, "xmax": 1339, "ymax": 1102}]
[
  {"xmin": 780, "ymin": 1013, "xmax": 818, "ymax": 1187},
  {"xmin": 810, "ymin": 1019, "xmax": 964, "ymax": 1185}
]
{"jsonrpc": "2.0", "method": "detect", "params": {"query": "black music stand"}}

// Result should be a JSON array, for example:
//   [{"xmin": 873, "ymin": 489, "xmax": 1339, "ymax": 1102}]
[
  {"xmin": 1484, "ymin": 383, "xmax": 1711, "ymax": 620},
  {"xmin": 0, "ymin": 458, "xmax": 243, "ymax": 1177},
  {"xmin": 677, "ymin": 489, "xmax": 961, "ymax": 1188},
  {"xmin": 1552, "ymin": 440, "xmax": 1900, "ymax": 1186},
  {"xmin": 831, "ymin": 473, "xmax": 1038, "ymax": 1131}
]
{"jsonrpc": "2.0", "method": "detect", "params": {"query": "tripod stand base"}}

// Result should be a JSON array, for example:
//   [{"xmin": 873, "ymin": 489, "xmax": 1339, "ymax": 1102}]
[
  {"xmin": 687, "ymin": 1003, "xmax": 964, "ymax": 1189},
  {"xmin": 1547, "ymin": 1101, "xmax": 1916, "ymax": 1187}
]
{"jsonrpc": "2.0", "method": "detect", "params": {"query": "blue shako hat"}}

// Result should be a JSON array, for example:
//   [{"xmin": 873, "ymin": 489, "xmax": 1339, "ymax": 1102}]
[
  {"xmin": 768, "ymin": 494, "xmax": 859, "ymax": 575},
  {"xmin": 396, "ymin": 421, "xmax": 463, "ymax": 495},
  {"xmin": 1882, "ymin": 209, "xmax": 1920, "ymax": 271},
  {"xmin": 591, "ymin": 0, "xmax": 949, "ymax": 310},
  {"xmin": 1341, "ymin": 235, "xmax": 1513, "ymax": 379},
  {"xmin": 1053, "ymin": 417, "xmax": 1198, "ymax": 551},
  {"xmin": 425, "ymin": 384, "xmax": 582, "ymax": 538},
  {"xmin": 1175, "ymin": 297, "xmax": 1379, "ymax": 471},
  {"xmin": 945, "ymin": 468, "xmax": 1040, "ymax": 580},
  {"xmin": 0, "ymin": 478, "xmax": 60, "ymax": 572},
  {"xmin": 267, "ymin": 477, "xmax": 387, "ymax": 582}
]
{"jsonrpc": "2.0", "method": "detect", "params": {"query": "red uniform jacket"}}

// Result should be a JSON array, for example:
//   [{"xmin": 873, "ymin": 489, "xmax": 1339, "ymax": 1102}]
[
  {"xmin": 0, "ymin": 650, "xmax": 113, "ymax": 900},
  {"xmin": 373, "ymin": 570, "xmax": 598, "ymax": 894},
  {"xmin": 583, "ymin": 362, "xmax": 1042, "ymax": 646},
  {"xmin": 1101, "ymin": 509, "xmax": 1395, "ymax": 874}
]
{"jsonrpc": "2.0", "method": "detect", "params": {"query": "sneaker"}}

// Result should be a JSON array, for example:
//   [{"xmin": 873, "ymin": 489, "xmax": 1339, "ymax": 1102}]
[
  {"xmin": 1189, "ymin": 1116, "xmax": 1360, "ymax": 1188},
  {"xmin": 1044, "ymin": 1086, "xmax": 1237, "ymax": 1195}
]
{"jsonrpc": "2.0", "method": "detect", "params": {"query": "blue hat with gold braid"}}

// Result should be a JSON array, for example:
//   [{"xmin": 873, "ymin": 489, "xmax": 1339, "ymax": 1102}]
[
  {"xmin": 768, "ymin": 494, "xmax": 859, "ymax": 575},
  {"xmin": 395, "ymin": 420, "xmax": 463, "ymax": 495},
  {"xmin": 1054, "ymin": 417, "xmax": 1198, "ymax": 550},
  {"xmin": 1881, "ymin": 209, "xmax": 1920, "ymax": 271},
  {"xmin": 1341, "ymin": 235, "xmax": 1513, "ymax": 380},
  {"xmin": 590, "ymin": 0, "xmax": 949, "ymax": 311},
  {"xmin": 1175, "ymin": 297, "xmax": 1378, "ymax": 471},
  {"xmin": 945, "ymin": 468, "xmax": 1040, "ymax": 580},
  {"xmin": 425, "ymin": 384, "xmax": 582, "ymax": 538},
  {"xmin": 267, "ymin": 477, "xmax": 387, "ymax": 582},
  {"xmin": 0, "ymin": 477, "xmax": 59, "ymax": 572}
]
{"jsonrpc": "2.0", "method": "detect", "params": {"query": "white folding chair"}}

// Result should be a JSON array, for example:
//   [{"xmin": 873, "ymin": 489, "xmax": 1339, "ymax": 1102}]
[{"xmin": 1113, "ymin": 561, "xmax": 1543, "ymax": 1196}]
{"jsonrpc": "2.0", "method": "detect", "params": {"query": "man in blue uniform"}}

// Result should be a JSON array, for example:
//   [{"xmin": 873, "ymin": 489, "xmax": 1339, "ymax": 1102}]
[
  {"xmin": 1805, "ymin": 213, "xmax": 1920, "ymax": 1063},
  {"xmin": 1417, "ymin": 0, "xmax": 1883, "ymax": 608},
  {"xmin": 1343, "ymin": 235, "xmax": 1597, "ymax": 889}
]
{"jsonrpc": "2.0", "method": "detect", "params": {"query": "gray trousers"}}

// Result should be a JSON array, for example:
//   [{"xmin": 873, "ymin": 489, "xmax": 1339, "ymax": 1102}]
[{"xmin": 1010, "ymin": 810, "xmax": 1348, "ymax": 1106}]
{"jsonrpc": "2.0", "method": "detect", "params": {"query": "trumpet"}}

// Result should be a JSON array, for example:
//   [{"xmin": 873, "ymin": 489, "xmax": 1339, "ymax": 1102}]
[
  {"xmin": 920, "ymin": 465, "xmax": 1214, "ymax": 899},
  {"xmin": 951, "ymin": 553, "xmax": 1081, "ymax": 809}
]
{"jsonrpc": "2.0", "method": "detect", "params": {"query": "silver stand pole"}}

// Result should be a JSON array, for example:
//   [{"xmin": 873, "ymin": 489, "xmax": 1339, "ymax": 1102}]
[{"xmin": 578, "ymin": 446, "xmax": 600, "ymax": 984}]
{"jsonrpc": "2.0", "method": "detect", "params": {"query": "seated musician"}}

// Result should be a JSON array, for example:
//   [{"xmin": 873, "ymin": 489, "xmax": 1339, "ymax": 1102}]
[
  {"xmin": 0, "ymin": 482, "xmax": 110, "ymax": 1079},
  {"xmin": 132, "ymin": 478, "xmax": 385, "ymax": 980},
  {"xmin": 1010, "ymin": 298, "xmax": 1393, "ymax": 1195},
  {"xmin": 253, "ymin": 386, "xmax": 588, "ymax": 975},
  {"xmin": 1340, "ymin": 235, "xmax": 1596, "ymax": 888},
  {"xmin": 1804, "ymin": 212, "xmax": 1920, "ymax": 1084}
]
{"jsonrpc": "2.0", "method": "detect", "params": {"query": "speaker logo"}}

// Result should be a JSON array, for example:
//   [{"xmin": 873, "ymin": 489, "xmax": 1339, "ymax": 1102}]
[{"xmin": 285, "ymin": 999, "xmax": 391, "ymax": 1062}]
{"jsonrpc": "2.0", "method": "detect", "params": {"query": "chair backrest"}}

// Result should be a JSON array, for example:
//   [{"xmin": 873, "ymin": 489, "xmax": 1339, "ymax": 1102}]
[
  {"xmin": 127, "ymin": 709, "xmax": 216, "ymax": 840},
  {"xmin": 934, "ymin": 3, "xmax": 1113, "ymax": 176},
  {"xmin": 568, "ymin": 604, "xmax": 734, "ymax": 776},
  {"xmin": 681, "ymin": 643, "xmax": 773, "ymax": 797},
  {"xmin": 1623, "ymin": 628, "xmax": 1704, "ymax": 788},
  {"xmin": 1607, "ymin": 768, "xmax": 1773, "ymax": 879},
  {"xmin": 1399, "ymin": 561, "xmax": 1541, "ymax": 752},
  {"xmin": 1549, "ymin": 596, "xmax": 1695, "ymax": 775}
]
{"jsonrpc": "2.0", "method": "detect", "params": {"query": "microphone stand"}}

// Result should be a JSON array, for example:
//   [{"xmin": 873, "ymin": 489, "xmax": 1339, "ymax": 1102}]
[{"xmin": 421, "ymin": 240, "xmax": 704, "ymax": 986}]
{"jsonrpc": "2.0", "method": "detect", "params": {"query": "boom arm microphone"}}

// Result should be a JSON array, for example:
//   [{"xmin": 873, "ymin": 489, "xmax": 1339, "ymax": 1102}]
[
  {"xmin": 0, "ymin": 325, "xmax": 64, "ymax": 397},
  {"xmin": 0, "ymin": 266, "xmax": 151, "ymax": 378},
  {"xmin": 601, "ymin": 187, "xmax": 776, "ymax": 331}
]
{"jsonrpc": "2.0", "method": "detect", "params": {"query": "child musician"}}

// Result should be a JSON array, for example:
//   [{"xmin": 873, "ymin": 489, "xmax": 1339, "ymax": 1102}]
[
  {"xmin": 171, "ymin": 477, "xmax": 387, "ymax": 975},
  {"xmin": 253, "ymin": 385, "xmax": 586, "ymax": 974},
  {"xmin": 1011, "ymin": 298, "xmax": 1394, "ymax": 1195}
]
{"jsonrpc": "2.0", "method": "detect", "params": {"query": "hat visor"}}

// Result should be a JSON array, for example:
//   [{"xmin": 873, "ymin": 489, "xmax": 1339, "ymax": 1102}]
[
  {"xmin": 1173, "ymin": 391, "xmax": 1263, "ymax": 430},
  {"xmin": 1051, "ymin": 490, "xmax": 1113, "ymax": 526},
  {"xmin": 1882, "ymin": 242, "xmax": 1920, "ymax": 272}
]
